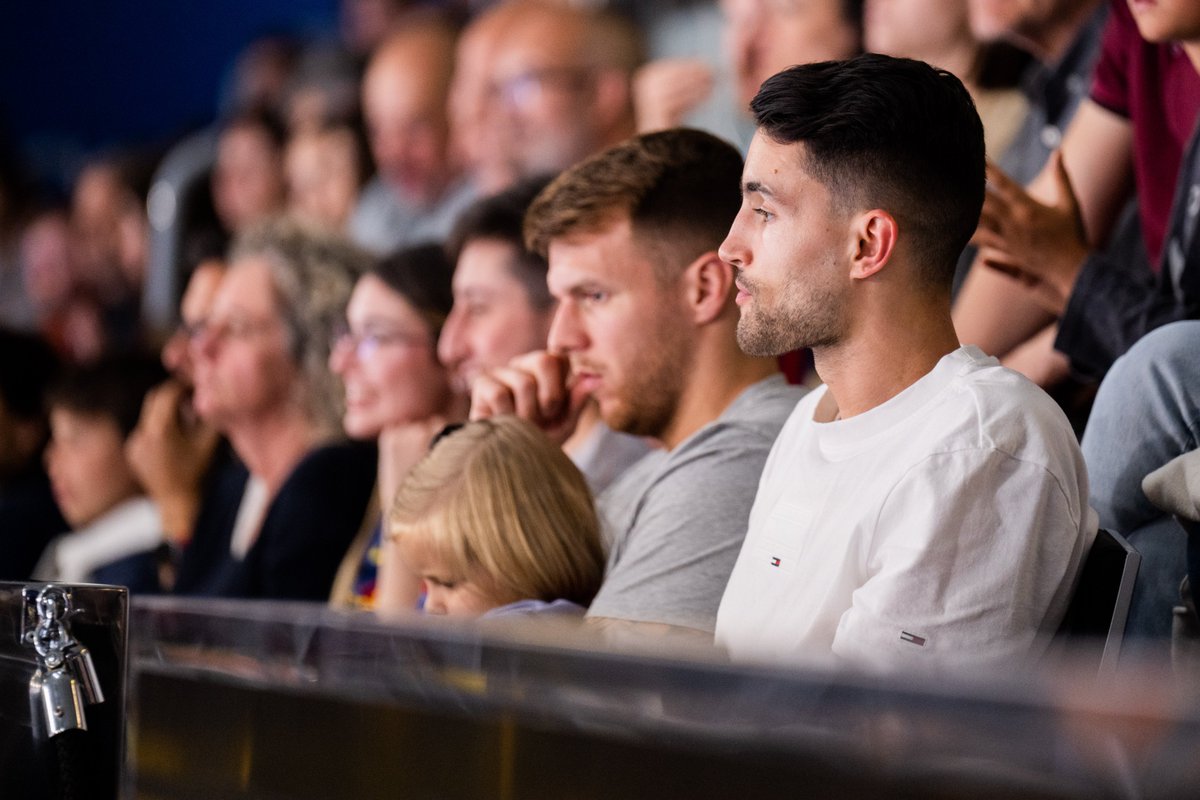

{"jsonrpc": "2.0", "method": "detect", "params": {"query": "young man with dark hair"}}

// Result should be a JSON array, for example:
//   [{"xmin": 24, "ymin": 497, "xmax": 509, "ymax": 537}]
[
  {"xmin": 471, "ymin": 128, "xmax": 804, "ymax": 638},
  {"xmin": 441, "ymin": 178, "xmax": 649, "ymax": 494},
  {"xmin": 715, "ymin": 55, "xmax": 1095, "ymax": 670},
  {"xmin": 440, "ymin": 177, "xmax": 558, "ymax": 393}
]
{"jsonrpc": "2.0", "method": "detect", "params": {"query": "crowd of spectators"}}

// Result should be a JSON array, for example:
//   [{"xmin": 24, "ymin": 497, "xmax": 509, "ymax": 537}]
[{"xmin": 1, "ymin": 0, "xmax": 1199, "ymax": 674}]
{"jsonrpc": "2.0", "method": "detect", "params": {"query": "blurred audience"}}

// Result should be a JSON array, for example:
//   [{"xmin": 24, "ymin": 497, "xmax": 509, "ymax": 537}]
[
  {"xmin": 13, "ymin": 0, "xmax": 1200, "ymax": 677},
  {"xmin": 441, "ymin": 177, "xmax": 651, "ymax": 494},
  {"xmin": 37, "ymin": 353, "xmax": 167, "ymax": 592},
  {"xmin": 0, "ymin": 329, "xmax": 65, "ymax": 580},
  {"xmin": 212, "ymin": 109, "xmax": 288, "ymax": 237},
  {"xmin": 864, "ymin": 0, "xmax": 1029, "ymax": 157},
  {"xmin": 285, "ymin": 120, "xmax": 372, "ymax": 232},
  {"xmin": 328, "ymin": 243, "xmax": 468, "ymax": 609},
  {"xmin": 480, "ymin": 2, "xmax": 644, "ymax": 182},
  {"xmin": 19, "ymin": 207, "xmax": 76, "ymax": 348},
  {"xmin": 448, "ymin": 2, "xmax": 526, "ymax": 193},
  {"xmin": 636, "ymin": 0, "xmax": 863, "ymax": 135},
  {"xmin": 952, "ymin": 0, "xmax": 1110, "ymax": 385},
  {"xmin": 381, "ymin": 416, "xmax": 604, "ymax": 617},
  {"xmin": 956, "ymin": 0, "xmax": 1200, "ymax": 394},
  {"xmin": 350, "ymin": 14, "xmax": 474, "ymax": 253},
  {"xmin": 126, "ymin": 253, "xmax": 227, "ymax": 557},
  {"xmin": 0, "ymin": 131, "xmax": 37, "ymax": 331},
  {"xmin": 174, "ymin": 218, "xmax": 375, "ymax": 600}
]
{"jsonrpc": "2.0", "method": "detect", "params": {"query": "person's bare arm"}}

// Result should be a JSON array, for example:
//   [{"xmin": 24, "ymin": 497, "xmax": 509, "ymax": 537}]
[
  {"xmin": 1000, "ymin": 324, "xmax": 1071, "ymax": 388},
  {"xmin": 952, "ymin": 100, "xmax": 1135, "ymax": 357},
  {"xmin": 953, "ymin": 265, "xmax": 1057, "ymax": 357},
  {"xmin": 1035, "ymin": 99, "xmax": 1134, "ymax": 249}
]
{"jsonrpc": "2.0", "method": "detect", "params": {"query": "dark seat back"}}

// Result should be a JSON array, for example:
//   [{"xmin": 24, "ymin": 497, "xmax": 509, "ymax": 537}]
[{"xmin": 1056, "ymin": 528, "xmax": 1140, "ymax": 675}]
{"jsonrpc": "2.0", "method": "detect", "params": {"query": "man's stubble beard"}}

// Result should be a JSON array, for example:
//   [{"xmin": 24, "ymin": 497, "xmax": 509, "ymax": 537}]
[{"xmin": 736, "ymin": 278, "xmax": 844, "ymax": 356}]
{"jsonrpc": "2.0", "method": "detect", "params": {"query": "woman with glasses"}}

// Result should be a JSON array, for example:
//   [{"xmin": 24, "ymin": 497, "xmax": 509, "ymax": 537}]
[
  {"xmin": 327, "ymin": 243, "xmax": 468, "ymax": 610},
  {"xmin": 176, "ymin": 217, "xmax": 377, "ymax": 600}
]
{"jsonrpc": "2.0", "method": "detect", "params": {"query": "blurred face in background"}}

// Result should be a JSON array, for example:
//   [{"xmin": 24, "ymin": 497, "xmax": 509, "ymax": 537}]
[
  {"xmin": 285, "ymin": 128, "xmax": 362, "ymax": 231},
  {"xmin": 965, "ymin": 0, "xmax": 1076, "ymax": 45},
  {"xmin": 21, "ymin": 211, "xmax": 75, "ymax": 312},
  {"xmin": 71, "ymin": 164, "xmax": 128, "ymax": 289},
  {"xmin": 162, "ymin": 260, "xmax": 227, "ymax": 386},
  {"xmin": 190, "ymin": 257, "xmax": 298, "ymax": 432},
  {"xmin": 1125, "ymin": 0, "xmax": 1200, "ymax": 44},
  {"xmin": 212, "ymin": 122, "xmax": 286, "ymax": 234},
  {"xmin": 723, "ymin": 0, "xmax": 861, "ymax": 108},
  {"xmin": 449, "ymin": 6, "xmax": 522, "ymax": 193},
  {"xmin": 362, "ymin": 31, "xmax": 455, "ymax": 207},
  {"xmin": 46, "ymin": 408, "xmax": 139, "ymax": 528},
  {"xmin": 331, "ymin": 274, "xmax": 455, "ymax": 439},
  {"xmin": 438, "ymin": 239, "xmax": 554, "ymax": 394},
  {"xmin": 865, "ymin": 0, "xmax": 971, "ymax": 60},
  {"xmin": 484, "ymin": 11, "xmax": 606, "ymax": 178}
]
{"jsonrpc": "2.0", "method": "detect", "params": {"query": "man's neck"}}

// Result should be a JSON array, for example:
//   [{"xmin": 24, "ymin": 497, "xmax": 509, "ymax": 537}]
[
  {"xmin": 813, "ymin": 300, "xmax": 961, "ymax": 421},
  {"xmin": 660, "ymin": 336, "xmax": 779, "ymax": 449}
]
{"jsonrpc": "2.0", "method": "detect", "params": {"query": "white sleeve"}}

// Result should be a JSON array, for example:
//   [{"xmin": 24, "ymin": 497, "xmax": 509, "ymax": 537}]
[{"xmin": 831, "ymin": 447, "xmax": 1093, "ymax": 672}]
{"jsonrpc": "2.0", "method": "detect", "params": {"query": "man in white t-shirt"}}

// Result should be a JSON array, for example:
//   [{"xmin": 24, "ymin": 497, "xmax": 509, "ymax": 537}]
[{"xmin": 714, "ymin": 54, "xmax": 1098, "ymax": 672}]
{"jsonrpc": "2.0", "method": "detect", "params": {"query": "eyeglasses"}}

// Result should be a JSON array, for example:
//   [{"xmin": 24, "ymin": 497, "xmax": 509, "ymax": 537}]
[
  {"xmin": 190, "ymin": 315, "xmax": 282, "ymax": 345},
  {"xmin": 332, "ymin": 323, "xmax": 432, "ymax": 361},
  {"xmin": 488, "ymin": 67, "xmax": 593, "ymax": 109}
]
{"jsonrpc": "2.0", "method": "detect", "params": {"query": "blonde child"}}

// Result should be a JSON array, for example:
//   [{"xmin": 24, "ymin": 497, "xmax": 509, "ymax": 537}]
[{"xmin": 379, "ymin": 416, "xmax": 604, "ymax": 617}]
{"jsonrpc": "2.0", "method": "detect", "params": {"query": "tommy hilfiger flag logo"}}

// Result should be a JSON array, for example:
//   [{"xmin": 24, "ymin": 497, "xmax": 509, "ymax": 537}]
[
  {"xmin": 900, "ymin": 631, "xmax": 927, "ymax": 646},
  {"xmin": 770, "ymin": 556, "xmax": 782, "ymax": 567}
]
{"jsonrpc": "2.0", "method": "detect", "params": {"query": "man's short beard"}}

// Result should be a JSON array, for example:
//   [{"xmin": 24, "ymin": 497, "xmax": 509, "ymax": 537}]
[{"xmin": 736, "ymin": 286, "xmax": 843, "ymax": 356}]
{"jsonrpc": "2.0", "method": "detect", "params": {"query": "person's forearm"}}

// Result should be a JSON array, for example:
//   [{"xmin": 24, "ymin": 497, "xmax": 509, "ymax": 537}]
[{"xmin": 156, "ymin": 491, "xmax": 202, "ymax": 548}]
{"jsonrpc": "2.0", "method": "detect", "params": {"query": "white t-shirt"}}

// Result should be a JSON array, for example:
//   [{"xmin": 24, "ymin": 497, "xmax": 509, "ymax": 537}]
[{"xmin": 715, "ymin": 346, "xmax": 1097, "ymax": 672}]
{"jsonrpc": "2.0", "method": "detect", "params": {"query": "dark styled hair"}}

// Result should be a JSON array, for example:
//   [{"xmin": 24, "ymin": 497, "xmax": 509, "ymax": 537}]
[
  {"xmin": 524, "ymin": 128, "xmax": 743, "ymax": 283},
  {"xmin": 47, "ymin": 353, "xmax": 167, "ymax": 438},
  {"xmin": 447, "ymin": 176, "xmax": 555, "ymax": 311},
  {"xmin": 372, "ymin": 243, "xmax": 455, "ymax": 338},
  {"xmin": 751, "ymin": 54, "xmax": 985, "ymax": 287}
]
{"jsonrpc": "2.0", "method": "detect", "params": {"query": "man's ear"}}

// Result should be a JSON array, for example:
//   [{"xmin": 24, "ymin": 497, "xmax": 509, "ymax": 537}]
[
  {"xmin": 848, "ymin": 209, "xmax": 898, "ymax": 281},
  {"xmin": 681, "ymin": 250, "xmax": 733, "ymax": 325}
]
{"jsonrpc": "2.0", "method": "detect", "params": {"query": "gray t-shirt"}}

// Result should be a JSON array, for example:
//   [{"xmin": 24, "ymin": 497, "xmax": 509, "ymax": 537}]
[
  {"xmin": 588, "ymin": 375, "xmax": 805, "ymax": 633},
  {"xmin": 570, "ymin": 419, "xmax": 653, "ymax": 495}
]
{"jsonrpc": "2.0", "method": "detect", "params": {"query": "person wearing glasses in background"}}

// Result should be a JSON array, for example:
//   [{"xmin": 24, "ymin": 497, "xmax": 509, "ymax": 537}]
[
  {"xmin": 173, "ymin": 218, "xmax": 376, "ymax": 601},
  {"xmin": 328, "ymin": 243, "xmax": 467, "ymax": 610},
  {"xmin": 475, "ymin": 2, "xmax": 644, "ymax": 185}
]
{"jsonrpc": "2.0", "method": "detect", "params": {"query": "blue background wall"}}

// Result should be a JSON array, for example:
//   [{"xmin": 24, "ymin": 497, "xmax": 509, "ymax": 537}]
[{"xmin": 0, "ymin": 0, "xmax": 339, "ymax": 192}]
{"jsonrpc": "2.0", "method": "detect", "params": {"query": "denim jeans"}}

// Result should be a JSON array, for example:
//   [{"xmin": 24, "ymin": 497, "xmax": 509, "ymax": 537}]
[{"xmin": 1081, "ymin": 320, "xmax": 1200, "ymax": 642}]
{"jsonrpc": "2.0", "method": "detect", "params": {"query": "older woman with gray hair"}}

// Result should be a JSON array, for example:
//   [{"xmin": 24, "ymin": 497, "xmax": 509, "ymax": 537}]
[{"xmin": 178, "ymin": 217, "xmax": 377, "ymax": 599}]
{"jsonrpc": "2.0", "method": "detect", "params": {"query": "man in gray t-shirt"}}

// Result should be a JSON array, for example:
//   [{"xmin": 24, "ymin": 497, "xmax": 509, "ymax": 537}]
[
  {"xmin": 592, "ymin": 375, "xmax": 800, "ymax": 632},
  {"xmin": 471, "ymin": 129, "xmax": 804, "ymax": 639}
]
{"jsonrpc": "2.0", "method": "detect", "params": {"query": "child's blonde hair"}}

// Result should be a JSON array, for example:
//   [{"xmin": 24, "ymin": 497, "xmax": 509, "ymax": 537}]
[{"xmin": 388, "ymin": 416, "xmax": 605, "ymax": 607}]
